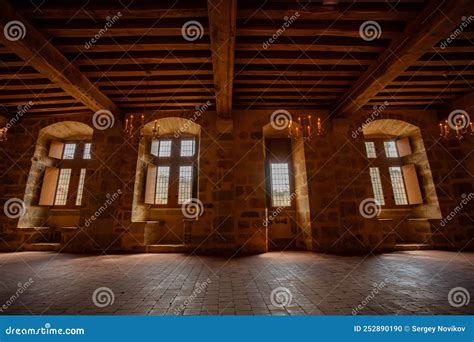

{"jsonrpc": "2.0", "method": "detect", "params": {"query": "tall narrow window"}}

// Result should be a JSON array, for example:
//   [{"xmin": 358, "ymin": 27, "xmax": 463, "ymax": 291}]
[
  {"xmin": 41, "ymin": 140, "xmax": 92, "ymax": 207},
  {"xmin": 369, "ymin": 167, "xmax": 385, "ymax": 205},
  {"xmin": 155, "ymin": 166, "xmax": 170, "ymax": 205},
  {"xmin": 389, "ymin": 167, "xmax": 408, "ymax": 205},
  {"xmin": 178, "ymin": 166, "xmax": 193, "ymax": 204},
  {"xmin": 54, "ymin": 168, "xmax": 72, "ymax": 205},
  {"xmin": 364, "ymin": 138, "xmax": 416, "ymax": 208},
  {"xmin": 265, "ymin": 138, "xmax": 294, "ymax": 208},
  {"xmin": 75, "ymin": 169, "xmax": 87, "ymax": 205},
  {"xmin": 147, "ymin": 136, "xmax": 198, "ymax": 207},
  {"xmin": 83, "ymin": 143, "xmax": 92, "ymax": 159},
  {"xmin": 270, "ymin": 163, "xmax": 291, "ymax": 207}
]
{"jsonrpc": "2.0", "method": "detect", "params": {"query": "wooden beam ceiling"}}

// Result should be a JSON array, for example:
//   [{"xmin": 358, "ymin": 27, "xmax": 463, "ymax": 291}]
[
  {"xmin": 0, "ymin": 0, "xmax": 121, "ymax": 116},
  {"xmin": 333, "ymin": 0, "xmax": 474, "ymax": 115},
  {"xmin": 0, "ymin": 0, "xmax": 472, "ymax": 115},
  {"xmin": 207, "ymin": 0, "xmax": 237, "ymax": 118}
]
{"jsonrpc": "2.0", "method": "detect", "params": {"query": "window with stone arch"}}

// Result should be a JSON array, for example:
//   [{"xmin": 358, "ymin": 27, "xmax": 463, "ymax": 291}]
[
  {"xmin": 147, "ymin": 135, "xmax": 198, "ymax": 207},
  {"xmin": 132, "ymin": 117, "xmax": 201, "ymax": 222},
  {"xmin": 362, "ymin": 119, "xmax": 441, "ymax": 218},
  {"xmin": 18, "ymin": 121, "xmax": 93, "ymax": 229}
]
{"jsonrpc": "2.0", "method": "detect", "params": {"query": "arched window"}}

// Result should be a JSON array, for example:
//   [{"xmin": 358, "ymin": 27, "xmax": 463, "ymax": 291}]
[
  {"xmin": 18, "ymin": 121, "xmax": 93, "ymax": 228},
  {"xmin": 39, "ymin": 140, "xmax": 92, "ymax": 207},
  {"xmin": 363, "ymin": 137, "xmax": 416, "ymax": 207},
  {"xmin": 362, "ymin": 119, "xmax": 441, "ymax": 218},
  {"xmin": 132, "ymin": 117, "xmax": 201, "ymax": 223},
  {"xmin": 146, "ymin": 135, "xmax": 198, "ymax": 207}
]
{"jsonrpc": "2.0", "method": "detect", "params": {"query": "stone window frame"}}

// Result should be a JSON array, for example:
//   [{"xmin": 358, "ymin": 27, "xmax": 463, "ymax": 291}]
[
  {"xmin": 148, "ymin": 134, "xmax": 199, "ymax": 209},
  {"xmin": 264, "ymin": 137, "xmax": 296, "ymax": 210},
  {"xmin": 365, "ymin": 137, "xmax": 411, "ymax": 209},
  {"xmin": 48, "ymin": 140, "xmax": 92, "ymax": 209}
]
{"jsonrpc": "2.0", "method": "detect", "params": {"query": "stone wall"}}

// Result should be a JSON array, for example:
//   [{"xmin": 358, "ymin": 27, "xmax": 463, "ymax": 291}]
[{"xmin": 0, "ymin": 107, "xmax": 472, "ymax": 254}]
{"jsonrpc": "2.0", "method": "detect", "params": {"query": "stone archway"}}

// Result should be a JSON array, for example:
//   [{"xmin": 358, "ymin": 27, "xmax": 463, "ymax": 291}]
[
  {"xmin": 18, "ymin": 121, "xmax": 93, "ymax": 228},
  {"xmin": 132, "ymin": 117, "xmax": 202, "ymax": 246},
  {"xmin": 363, "ymin": 119, "xmax": 441, "ymax": 246},
  {"xmin": 262, "ymin": 123, "xmax": 312, "ymax": 251}
]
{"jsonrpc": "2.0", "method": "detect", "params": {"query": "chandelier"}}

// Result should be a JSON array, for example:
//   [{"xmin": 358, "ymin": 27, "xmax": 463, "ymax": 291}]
[
  {"xmin": 288, "ymin": 114, "xmax": 324, "ymax": 140},
  {"xmin": 122, "ymin": 71, "xmax": 160, "ymax": 141},
  {"xmin": 439, "ymin": 110, "xmax": 473, "ymax": 140},
  {"xmin": 123, "ymin": 115, "xmax": 160, "ymax": 141}
]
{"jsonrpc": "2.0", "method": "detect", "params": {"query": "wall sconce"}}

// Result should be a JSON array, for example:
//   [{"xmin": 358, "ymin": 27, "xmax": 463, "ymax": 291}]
[{"xmin": 0, "ymin": 127, "xmax": 7, "ymax": 141}]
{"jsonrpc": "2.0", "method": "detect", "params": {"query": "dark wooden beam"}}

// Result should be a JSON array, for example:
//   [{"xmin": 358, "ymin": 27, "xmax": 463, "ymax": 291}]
[
  {"xmin": 333, "ymin": 0, "xmax": 473, "ymax": 115},
  {"xmin": 0, "ymin": 0, "xmax": 122, "ymax": 116},
  {"xmin": 207, "ymin": 0, "xmax": 237, "ymax": 118}
]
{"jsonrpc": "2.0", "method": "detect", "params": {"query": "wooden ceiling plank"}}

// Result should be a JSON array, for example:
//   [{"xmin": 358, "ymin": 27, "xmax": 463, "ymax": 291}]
[
  {"xmin": 0, "ymin": 0, "xmax": 121, "ymax": 115},
  {"xmin": 207, "ymin": 0, "xmax": 237, "ymax": 118},
  {"xmin": 333, "ymin": 0, "xmax": 473, "ymax": 115}
]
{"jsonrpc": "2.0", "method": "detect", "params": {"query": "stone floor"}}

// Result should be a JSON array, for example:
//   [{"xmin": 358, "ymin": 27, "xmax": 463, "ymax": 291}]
[{"xmin": 0, "ymin": 250, "xmax": 472, "ymax": 315}]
